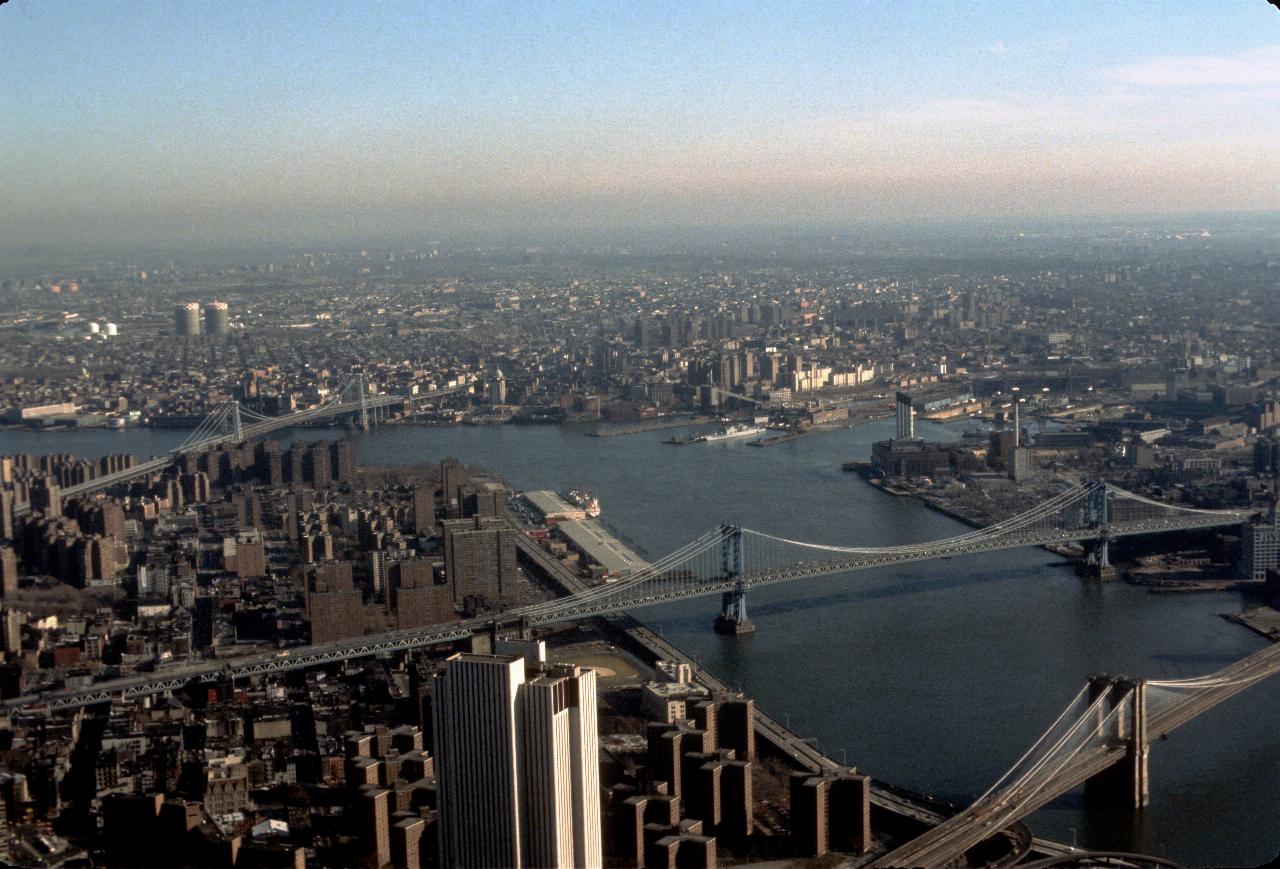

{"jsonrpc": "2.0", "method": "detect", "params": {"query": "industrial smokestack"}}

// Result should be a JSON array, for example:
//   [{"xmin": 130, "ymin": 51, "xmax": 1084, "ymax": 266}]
[{"xmin": 896, "ymin": 392, "xmax": 914, "ymax": 440}]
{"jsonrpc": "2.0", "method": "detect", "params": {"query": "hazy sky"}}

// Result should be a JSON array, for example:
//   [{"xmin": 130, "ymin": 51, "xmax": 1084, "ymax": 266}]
[{"xmin": 3, "ymin": 1, "xmax": 1279, "ymax": 249}]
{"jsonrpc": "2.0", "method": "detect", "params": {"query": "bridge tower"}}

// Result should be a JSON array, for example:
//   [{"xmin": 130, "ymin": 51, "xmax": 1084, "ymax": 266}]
[
  {"xmin": 356, "ymin": 372, "xmax": 370, "ymax": 431},
  {"xmin": 714, "ymin": 525, "xmax": 755, "ymax": 635},
  {"xmin": 1083, "ymin": 675, "xmax": 1149, "ymax": 809},
  {"xmin": 230, "ymin": 401, "xmax": 244, "ymax": 444},
  {"xmin": 1079, "ymin": 481, "xmax": 1117, "ymax": 579}
]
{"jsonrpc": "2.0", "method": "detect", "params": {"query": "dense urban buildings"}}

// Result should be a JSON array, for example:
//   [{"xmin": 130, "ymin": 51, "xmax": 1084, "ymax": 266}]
[
  {"xmin": 2, "ymin": 223, "xmax": 1280, "ymax": 866},
  {"xmin": 5, "ymin": 0, "xmax": 1280, "ymax": 863}
]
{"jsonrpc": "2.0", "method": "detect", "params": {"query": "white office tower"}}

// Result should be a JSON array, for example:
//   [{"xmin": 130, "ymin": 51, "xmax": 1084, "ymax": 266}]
[
  {"xmin": 523, "ymin": 665, "xmax": 602, "ymax": 869},
  {"xmin": 433, "ymin": 653, "xmax": 602, "ymax": 869}
]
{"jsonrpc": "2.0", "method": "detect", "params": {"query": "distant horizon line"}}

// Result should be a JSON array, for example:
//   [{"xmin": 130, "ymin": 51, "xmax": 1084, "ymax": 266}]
[{"xmin": 4, "ymin": 208, "xmax": 1279, "ymax": 266}]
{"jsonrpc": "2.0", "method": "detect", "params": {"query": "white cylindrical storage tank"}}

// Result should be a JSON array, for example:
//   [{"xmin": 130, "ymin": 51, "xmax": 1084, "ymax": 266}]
[
  {"xmin": 105, "ymin": 322, "xmax": 118, "ymax": 336},
  {"xmin": 88, "ymin": 322, "xmax": 100, "ymax": 333}
]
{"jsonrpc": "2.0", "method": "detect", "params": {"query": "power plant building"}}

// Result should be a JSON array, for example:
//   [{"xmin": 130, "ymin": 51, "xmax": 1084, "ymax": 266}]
[
  {"xmin": 894, "ymin": 391, "xmax": 915, "ymax": 440},
  {"xmin": 174, "ymin": 302, "xmax": 201, "ymax": 337},
  {"xmin": 204, "ymin": 301, "xmax": 230, "ymax": 336}
]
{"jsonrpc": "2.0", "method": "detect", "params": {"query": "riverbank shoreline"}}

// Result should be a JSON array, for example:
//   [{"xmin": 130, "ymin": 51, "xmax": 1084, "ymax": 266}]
[
  {"xmin": 845, "ymin": 461, "xmax": 1082, "ymax": 558},
  {"xmin": 846, "ymin": 462, "xmax": 1280, "ymax": 651},
  {"xmin": 587, "ymin": 414, "xmax": 715, "ymax": 437},
  {"xmin": 750, "ymin": 409, "xmax": 894, "ymax": 447}
]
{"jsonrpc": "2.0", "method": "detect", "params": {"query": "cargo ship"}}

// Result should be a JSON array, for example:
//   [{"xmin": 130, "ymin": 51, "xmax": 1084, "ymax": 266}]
[
  {"xmin": 564, "ymin": 488, "xmax": 602, "ymax": 518},
  {"xmin": 703, "ymin": 423, "xmax": 767, "ymax": 442}
]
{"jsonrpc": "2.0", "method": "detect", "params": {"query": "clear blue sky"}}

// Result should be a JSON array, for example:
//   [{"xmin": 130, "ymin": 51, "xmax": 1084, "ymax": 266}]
[{"xmin": 2, "ymin": 1, "xmax": 1278, "ymax": 249}]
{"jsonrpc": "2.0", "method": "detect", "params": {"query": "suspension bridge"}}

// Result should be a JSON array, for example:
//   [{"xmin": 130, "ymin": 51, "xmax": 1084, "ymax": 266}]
[
  {"xmin": 12, "ymin": 374, "xmax": 469, "ymax": 516},
  {"xmin": 876, "ymin": 640, "xmax": 1280, "ymax": 868},
  {"xmin": 3, "ymin": 479, "xmax": 1254, "ymax": 712}
]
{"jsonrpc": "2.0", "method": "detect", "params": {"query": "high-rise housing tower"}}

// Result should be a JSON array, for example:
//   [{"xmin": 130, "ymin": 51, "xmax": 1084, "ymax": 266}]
[
  {"xmin": 442, "ymin": 516, "xmax": 517, "ymax": 607},
  {"xmin": 204, "ymin": 301, "xmax": 230, "ymax": 336},
  {"xmin": 488, "ymin": 366, "xmax": 508, "ymax": 406},
  {"xmin": 174, "ymin": 303, "xmax": 201, "ymax": 337},
  {"xmin": 433, "ymin": 653, "xmax": 602, "ymax": 869}
]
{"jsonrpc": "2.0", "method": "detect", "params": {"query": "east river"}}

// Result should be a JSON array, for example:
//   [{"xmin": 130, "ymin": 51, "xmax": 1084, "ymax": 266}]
[{"xmin": 2, "ymin": 420, "xmax": 1277, "ymax": 866}]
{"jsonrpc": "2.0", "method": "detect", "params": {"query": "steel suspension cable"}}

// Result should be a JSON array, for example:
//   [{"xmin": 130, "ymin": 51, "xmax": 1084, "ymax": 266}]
[
  {"xmin": 1104, "ymin": 483, "xmax": 1251, "ymax": 517},
  {"xmin": 742, "ymin": 483, "xmax": 1090, "ymax": 556},
  {"xmin": 967, "ymin": 684, "xmax": 1091, "ymax": 806}
]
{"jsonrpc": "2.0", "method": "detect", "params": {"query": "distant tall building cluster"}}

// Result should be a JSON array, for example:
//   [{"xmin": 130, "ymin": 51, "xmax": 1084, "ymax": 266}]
[
  {"xmin": 172, "ymin": 301, "xmax": 231, "ymax": 337},
  {"xmin": 433, "ymin": 650, "xmax": 602, "ymax": 869}
]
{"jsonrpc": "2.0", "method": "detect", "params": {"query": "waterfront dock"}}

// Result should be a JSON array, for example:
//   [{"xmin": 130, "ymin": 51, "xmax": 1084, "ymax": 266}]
[
  {"xmin": 588, "ymin": 414, "xmax": 714, "ymax": 437},
  {"xmin": 749, "ymin": 406, "xmax": 893, "ymax": 447}
]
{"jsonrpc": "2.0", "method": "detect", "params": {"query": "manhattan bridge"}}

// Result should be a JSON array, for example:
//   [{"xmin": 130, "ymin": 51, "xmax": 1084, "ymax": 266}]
[{"xmin": 8, "ymin": 379, "xmax": 1279, "ymax": 867}]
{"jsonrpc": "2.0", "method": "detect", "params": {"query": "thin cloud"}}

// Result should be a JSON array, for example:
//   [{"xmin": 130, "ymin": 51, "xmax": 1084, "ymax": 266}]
[{"xmin": 1103, "ymin": 44, "xmax": 1280, "ymax": 86}]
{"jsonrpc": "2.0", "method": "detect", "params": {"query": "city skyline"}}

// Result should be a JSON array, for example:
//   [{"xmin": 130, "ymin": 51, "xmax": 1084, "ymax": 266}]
[
  {"xmin": 2, "ymin": 1, "xmax": 1280, "ymax": 252},
  {"xmin": 5, "ymin": 4, "xmax": 1280, "ymax": 866}
]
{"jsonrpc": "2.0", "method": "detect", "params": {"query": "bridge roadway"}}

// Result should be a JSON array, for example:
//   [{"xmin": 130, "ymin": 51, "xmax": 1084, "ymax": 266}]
[
  {"xmin": 876, "ymin": 746, "xmax": 1130, "ymax": 868},
  {"xmin": 506, "ymin": 521, "xmax": 847, "ymax": 771},
  {"xmin": 2, "ymin": 503, "xmax": 1095, "ymax": 861},
  {"xmin": 1, "ymin": 508, "xmax": 1248, "ymax": 712},
  {"xmin": 511, "ymin": 522, "xmax": 1081, "ymax": 865},
  {"xmin": 877, "ymin": 640, "xmax": 1280, "ymax": 868},
  {"xmin": 13, "ymin": 386, "xmax": 472, "ymax": 515},
  {"xmin": 531, "ymin": 514, "xmax": 1247, "ymax": 626},
  {"xmin": 1148, "ymin": 640, "xmax": 1280, "ymax": 734}
]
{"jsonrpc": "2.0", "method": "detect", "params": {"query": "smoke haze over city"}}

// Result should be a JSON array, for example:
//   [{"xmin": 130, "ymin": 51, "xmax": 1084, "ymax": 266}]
[{"xmin": 3, "ymin": 1, "xmax": 1279, "ymax": 253}]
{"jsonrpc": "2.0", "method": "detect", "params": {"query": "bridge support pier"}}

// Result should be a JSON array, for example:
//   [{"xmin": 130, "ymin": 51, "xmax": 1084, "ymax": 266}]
[
  {"xmin": 1078, "ymin": 537, "xmax": 1117, "ymax": 579},
  {"xmin": 1084, "ymin": 677, "xmax": 1149, "ymax": 810},
  {"xmin": 356, "ymin": 373, "xmax": 370, "ymax": 431},
  {"xmin": 1078, "ymin": 482, "xmax": 1117, "ymax": 579},
  {"xmin": 714, "ymin": 526, "xmax": 755, "ymax": 635}
]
